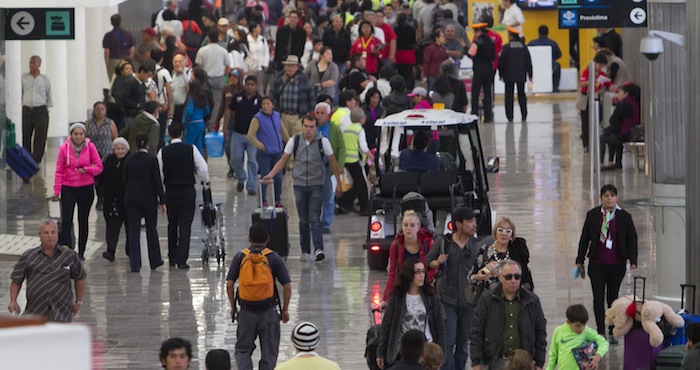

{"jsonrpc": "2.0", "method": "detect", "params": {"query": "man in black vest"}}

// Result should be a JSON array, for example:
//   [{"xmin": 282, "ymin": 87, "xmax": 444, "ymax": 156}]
[{"xmin": 157, "ymin": 122, "xmax": 209, "ymax": 269}]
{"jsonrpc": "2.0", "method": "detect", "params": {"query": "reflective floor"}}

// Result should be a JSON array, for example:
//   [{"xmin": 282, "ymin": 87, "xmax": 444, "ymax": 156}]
[{"xmin": 0, "ymin": 98, "xmax": 655, "ymax": 369}]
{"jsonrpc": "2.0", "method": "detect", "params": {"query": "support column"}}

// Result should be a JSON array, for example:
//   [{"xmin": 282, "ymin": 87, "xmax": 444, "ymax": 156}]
[
  {"xmin": 44, "ymin": 40, "xmax": 69, "ymax": 138},
  {"xmin": 67, "ymin": 7, "xmax": 88, "ymax": 122},
  {"xmin": 644, "ymin": 0, "xmax": 687, "ymax": 307},
  {"xmin": 686, "ymin": 0, "xmax": 700, "ymax": 311}
]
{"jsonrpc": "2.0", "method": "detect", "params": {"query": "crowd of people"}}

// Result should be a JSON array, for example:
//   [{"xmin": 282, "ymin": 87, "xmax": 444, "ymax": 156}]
[{"xmin": 7, "ymin": 0, "xmax": 668, "ymax": 369}]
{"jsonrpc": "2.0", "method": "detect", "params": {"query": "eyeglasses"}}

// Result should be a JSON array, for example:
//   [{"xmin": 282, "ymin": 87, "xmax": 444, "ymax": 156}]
[
  {"xmin": 414, "ymin": 269, "xmax": 426, "ymax": 274},
  {"xmin": 497, "ymin": 227, "xmax": 513, "ymax": 235},
  {"xmin": 501, "ymin": 273, "xmax": 522, "ymax": 281}
]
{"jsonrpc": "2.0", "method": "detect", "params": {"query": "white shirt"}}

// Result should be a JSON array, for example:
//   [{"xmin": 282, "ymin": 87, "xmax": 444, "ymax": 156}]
[
  {"xmin": 156, "ymin": 19, "xmax": 184, "ymax": 39},
  {"xmin": 21, "ymin": 72, "xmax": 52, "ymax": 107},
  {"xmin": 157, "ymin": 138, "xmax": 210, "ymax": 183},
  {"xmin": 170, "ymin": 69, "xmax": 191, "ymax": 105},
  {"xmin": 247, "ymin": 34, "xmax": 271, "ymax": 71},
  {"xmin": 195, "ymin": 43, "xmax": 231, "ymax": 77},
  {"xmin": 502, "ymin": 4, "xmax": 524, "ymax": 33},
  {"xmin": 373, "ymin": 26, "xmax": 386, "ymax": 45},
  {"xmin": 154, "ymin": 65, "xmax": 173, "ymax": 105},
  {"xmin": 402, "ymin": 293, "xmax": 433, "ymax": 343},
  {"xmin": 283, "ymin": 135, "xmax": 334, "ymax": 156}
]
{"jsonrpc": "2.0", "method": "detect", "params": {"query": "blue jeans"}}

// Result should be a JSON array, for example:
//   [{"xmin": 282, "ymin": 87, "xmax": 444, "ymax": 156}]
[
  {"xmin": 442, "ymin": 302, "xmax": 475, "ymax": 370},
  {"xmin": 321, "ymin": 164, "xmax": 334, "ymax": 230},
  {"xmin": 184, "ymin": 121, "xmax": 205, "ymax": 156},
  {"xmin": 293, "ymin": 185, "xmax": 324, "ymax": 254},
  {"xmin": 257, "ymin": 151, "xmax": 283, "ymax": 204},
  {"xmin": 230, "ymin": 132, "xmax": 258, "ymax": 190}
]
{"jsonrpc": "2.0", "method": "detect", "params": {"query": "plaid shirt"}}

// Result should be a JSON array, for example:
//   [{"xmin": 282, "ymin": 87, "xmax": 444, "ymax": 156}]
[{"xmin": 272, "ymin": 70, "xmax": 315, "ymax": 116}]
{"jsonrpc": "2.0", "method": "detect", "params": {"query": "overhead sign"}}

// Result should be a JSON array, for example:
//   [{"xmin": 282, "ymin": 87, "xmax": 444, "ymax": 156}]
[
  {"xmin": 5, "ymin": 8, "xmax": 75, "ymax": 40},
  {"xmin": 558, "ymin": 0, "xmax": 647, "ymax": 29}
]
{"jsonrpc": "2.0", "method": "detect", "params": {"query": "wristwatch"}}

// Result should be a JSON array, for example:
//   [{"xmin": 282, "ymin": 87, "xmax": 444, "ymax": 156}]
[{"xmin": 76, "ymin": 301, "xmax": 83, "ymax": 305}]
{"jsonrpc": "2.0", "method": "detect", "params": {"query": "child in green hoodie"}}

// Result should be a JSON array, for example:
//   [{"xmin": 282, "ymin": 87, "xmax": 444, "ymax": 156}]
[{"xmin": 547, "ymin": 304, "xmax": 609, "ymax": 370}]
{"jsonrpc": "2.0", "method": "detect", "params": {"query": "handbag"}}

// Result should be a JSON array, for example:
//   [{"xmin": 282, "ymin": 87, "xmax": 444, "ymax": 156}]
[
  {"xmin": 465, "ymin": 276, "xmax": 484, "ymax": 306},
  {"xmin": 183, "ymin": 21, "xmax": 201, "ymax": 49},
  {"xmin": 242, "ymin": 44, "xmax": 259, "ymax": 73},
  {"xmin": 576, "ymin": 93, "xmax": 588, "ymax": 111}
]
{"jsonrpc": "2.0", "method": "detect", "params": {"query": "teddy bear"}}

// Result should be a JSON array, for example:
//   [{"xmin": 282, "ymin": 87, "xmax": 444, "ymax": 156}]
[
  {"xmin": 605, "ymin": 295, "xmax": 638, "ymax": 337},
  {"xmin": 605, "ymin": 296, "xmax": 686, "ymax": 347},
  {"xmin": 640, "ymin": 300, "xmax": 685, "ymax": 347}
]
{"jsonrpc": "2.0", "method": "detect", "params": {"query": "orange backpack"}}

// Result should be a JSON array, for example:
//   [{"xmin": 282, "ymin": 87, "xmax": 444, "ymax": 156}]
[{"xmin": 237, "ymin": 247, "xmax": 276, "ymax": 305}]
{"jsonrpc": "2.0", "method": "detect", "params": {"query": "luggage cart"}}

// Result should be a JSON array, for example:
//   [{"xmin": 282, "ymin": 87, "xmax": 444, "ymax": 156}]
[{"xmin": 200, "ymin": 182, "xmax": 225, "ymax": 264}]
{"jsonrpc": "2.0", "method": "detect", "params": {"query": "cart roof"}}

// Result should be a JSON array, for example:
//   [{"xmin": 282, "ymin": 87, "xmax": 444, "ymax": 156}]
[{"xmin": 375, "ymin": 109, "xmax": 479, "ymax": 127}]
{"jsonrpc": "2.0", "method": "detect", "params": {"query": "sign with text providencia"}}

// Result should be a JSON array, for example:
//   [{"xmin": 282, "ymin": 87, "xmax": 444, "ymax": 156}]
[
  {"xmin": 5, "ymin": 8, "xmax": 75, "ymax": 40},
  {"xmin": 558, "ymin": 0, "xmax": 647, "ymax": 29}
]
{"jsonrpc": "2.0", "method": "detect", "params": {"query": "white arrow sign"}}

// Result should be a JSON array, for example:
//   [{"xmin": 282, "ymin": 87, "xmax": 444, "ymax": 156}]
[
  {"xmin": 10, "ymin": 11, "xmax": 35, "ymax": 36},
  {"xmin": 630, "ymin": 7, "xmax": 646, "ymax": 25}
]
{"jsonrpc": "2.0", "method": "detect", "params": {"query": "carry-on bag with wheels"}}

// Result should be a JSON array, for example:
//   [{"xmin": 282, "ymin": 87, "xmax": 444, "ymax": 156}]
[
  {"xmin": 656, "ymin": 345, "xmax": 687, "ymax": 370},
  {"xmin": 7, "ymin": 145, "xmax": 39, "ymax": 180},
  {"xmin": 667, "ymin": 284, "xmax": 700, "ymax": 346},
  {"xmin": 624, "ymin": 276, "xmax": 663, "ymax": 370},
  {"xmin": 251, "ymin": 179, "xmax": 289, "ymax": 258}
]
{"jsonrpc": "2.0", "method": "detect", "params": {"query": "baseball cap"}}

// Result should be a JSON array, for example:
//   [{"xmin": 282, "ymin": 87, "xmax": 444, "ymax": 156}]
[
  {"xmin": 407, "ymin": 87, "xmax": 428, "ymax": 98},
  {"xmin": 141, "ymin": 27, "xmax": 157, "ymax": 37},
  {"xmin": 217, "ymin": 17, "xmax": 230, "ymax": 26}
]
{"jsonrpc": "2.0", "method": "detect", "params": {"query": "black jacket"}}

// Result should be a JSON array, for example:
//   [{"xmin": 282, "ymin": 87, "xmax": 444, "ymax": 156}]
[
  {"xmin": 322, "ymin": 28, "xmax": 352, "ymax": 64},
  {"xmin": 274, "ymin": 25, "xmax": 306, "ymax": 68},
  {"xmin": 118, "ymin": 76, "xmax": 147, "ymax": 117},
  {"xmin": 377, "ymin": 290, "xmax": 445, "ymax": 366},
  {"xmin": 470, "ymin": 286, "xmax": 547, "ymax": 368},
  {"xmin": 362, "ymin": 104, "xmax": 384, "ymax": 150},
  {"xmin": 123, "ymin": 151, "xmax": 165, "ymax": 206},
  {"xmin": 498, "ymin": 40, "xmax": 532, "ymax": 83},
  {"xmin": 98, "ymin": 152, "xmax": 129, "ymax": 216},
  {"xmin": 576, "ymin": 206, "xmax": 638, "ymax": 265}
]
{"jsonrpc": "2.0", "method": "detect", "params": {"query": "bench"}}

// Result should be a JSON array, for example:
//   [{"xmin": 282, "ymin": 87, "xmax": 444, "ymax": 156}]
[
  {"xmin": 372, "ymin": 171, "xmax": 460, "ymax": 211},
  {"xmin": 624, "ymin": 141, "xmax": 646, "ymax": 171}
]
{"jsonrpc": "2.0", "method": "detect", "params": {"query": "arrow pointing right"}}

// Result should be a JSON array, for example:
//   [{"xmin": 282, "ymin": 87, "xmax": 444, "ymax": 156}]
[{"xmin": 16, "ymin": 17, "xmax": 30, "ymax": 30}]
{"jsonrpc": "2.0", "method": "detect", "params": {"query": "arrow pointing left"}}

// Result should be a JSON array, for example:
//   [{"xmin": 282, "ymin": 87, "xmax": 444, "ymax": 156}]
[{"xmin": 10, "ymin": 11, "xmax": 35, "ymax": 36}]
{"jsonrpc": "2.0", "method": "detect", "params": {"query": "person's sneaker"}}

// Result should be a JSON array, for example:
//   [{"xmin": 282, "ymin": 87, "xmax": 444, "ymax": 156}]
[
  {"xmin": 102, "ymin": 251, "xmax": 115, "ymax": 262},
  {"xmin": 151, "ymin": 260, "xmax": 164, "ymax": 270},
  {"xmin": 178, "ymin": 263, "xmax": 191, "ymax": 270},
  {"xmin": 78, "ymin": 253, "xmax": 85, "ymax": 261},
  {"xmin": 275, "ymin": 202, "xmax": 284, "ymax": 208},
  {"xmin": 262, "ymin": 202, "xmax": 268, "ymax": 208},
  {"xmin": 247, "ymin": 189, "xmax": 257, "ymax": 196},
  {"xmin": 314, "ymin": 249, "xmax": 325, "ymax": 261},
  {"xmin": 609, "ymin": 336, "xmax": 619, "ymax": 345},
  {"xmin": 237, "ymin": 182, "xmax": 244, "ymax": 192},
  {"xmin": 323, "ymin": 228, "xmax": 331, "ymax": 234},
  {"xmin": 301, "ymin": 253, "xmax": 311, "ymax": 261},
  {"xmin": 227, "ymin": 169, "xmax": 234, "ymax": 179}
]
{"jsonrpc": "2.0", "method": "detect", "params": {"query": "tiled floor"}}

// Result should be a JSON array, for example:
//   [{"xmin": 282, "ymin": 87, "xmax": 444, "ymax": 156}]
[{"xmin": 0, "ymin": 98, "xmax": 655, "ymax": 369}]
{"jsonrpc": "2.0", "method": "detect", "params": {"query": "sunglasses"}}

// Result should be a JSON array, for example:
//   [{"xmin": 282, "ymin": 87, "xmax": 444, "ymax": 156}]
[
  {"xmin": 497, "ymin": 227, "xmax": 513, "ymax": 235},
  {"xmin": 414, "ymin": 269, "xmax": 426, "ymax": 274},
  {"xmin": 501, "ymin": 273, "xmax": 522, "ymax": 281}
]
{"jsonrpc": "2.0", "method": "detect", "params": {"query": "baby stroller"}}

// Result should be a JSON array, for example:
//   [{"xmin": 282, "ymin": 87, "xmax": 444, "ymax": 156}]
[{"xmin": 200, "ymin": 182, "xmax": 225, "ymax": 264}]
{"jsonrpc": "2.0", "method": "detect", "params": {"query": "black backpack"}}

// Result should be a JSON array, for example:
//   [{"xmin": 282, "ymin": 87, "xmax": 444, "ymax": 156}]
[
  {"xmin": 338, "ymin": 68, "xmax": 359, "ymax": 92},
  {"xmin": 365, "ymin": 324, "xmax": 382, "ymax": 370}
]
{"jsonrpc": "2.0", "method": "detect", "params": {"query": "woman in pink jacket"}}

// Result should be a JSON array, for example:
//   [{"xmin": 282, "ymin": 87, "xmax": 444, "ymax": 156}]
[{"xmin": 52, "ymin": 123, "xmax": 104, "ymax": 260}]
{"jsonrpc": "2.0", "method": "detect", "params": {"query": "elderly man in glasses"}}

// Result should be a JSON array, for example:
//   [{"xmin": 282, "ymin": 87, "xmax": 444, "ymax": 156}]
[{"xmin": 470, "ymin": 259, "xmax": 547, "ymax": 370}]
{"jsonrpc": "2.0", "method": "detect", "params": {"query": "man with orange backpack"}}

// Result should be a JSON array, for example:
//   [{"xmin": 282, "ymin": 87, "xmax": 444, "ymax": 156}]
[{"xmin": 226, "ymin": 222, "xmax": 292, "ymax": 370}]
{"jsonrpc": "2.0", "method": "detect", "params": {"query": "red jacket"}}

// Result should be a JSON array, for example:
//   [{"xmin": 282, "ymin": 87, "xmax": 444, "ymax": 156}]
[
  {"xmin": 423, "ymin": 43, "xmax": 448, "ymax": 78},
  {"xmin": 383, "ymin": 228, "xmax": 435, "ymax": 301},
  {"xmin": 351, "ymin": 36, "xmax": 382, "ymax": 74}
]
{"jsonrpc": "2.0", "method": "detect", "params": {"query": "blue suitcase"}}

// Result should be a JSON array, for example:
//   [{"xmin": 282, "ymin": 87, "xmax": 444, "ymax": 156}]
[
  {"xmin": 6, "ymin": 145, "xmax": 39, "ymax": 180},
  {"xmin": 667, "ymin": 284, "xmax": 700, "ymax": 346}
]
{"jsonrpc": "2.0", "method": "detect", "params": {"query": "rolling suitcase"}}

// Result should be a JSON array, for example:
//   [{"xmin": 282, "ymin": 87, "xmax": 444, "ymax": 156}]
[
  {"xmin": 6, "ymin": 145, "xmax": 39, "ymax": 180},
  {"xmin": 656, "ymin": 345, "xmax": 687, "ymax": 370},
  {"xmin": 624, "ymin": 276, "xmax": 663, "ymax": 370},
  {"xmin": 667, "ymin": 284, "xmax": 700, "ymax": 346},
  {"xmin": 251, "ymin": 180, "xmax": 289, "ymax": 258}
]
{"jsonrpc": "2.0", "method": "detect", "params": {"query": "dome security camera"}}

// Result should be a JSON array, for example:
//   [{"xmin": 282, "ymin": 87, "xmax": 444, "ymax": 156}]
[{"xmin": 640, "ymin": 35, "xmax": 664, "ymax": 61}]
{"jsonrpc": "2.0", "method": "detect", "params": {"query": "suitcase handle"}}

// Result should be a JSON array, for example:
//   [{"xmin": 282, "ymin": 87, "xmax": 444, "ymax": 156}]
[
  {"xmin": 634, "ymin": 276, "xmax": 646, "ymax": 303},
  {"xmin": 681, "ymin": 284, "xmax": 697, "ymax": 313},
  {"xmin": 257, "ymin": 175, "xmax": 276, "ymax": 210}
]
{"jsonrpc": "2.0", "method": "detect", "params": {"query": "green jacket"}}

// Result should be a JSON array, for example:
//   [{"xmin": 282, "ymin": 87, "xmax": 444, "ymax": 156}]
[
  {"xmin": 119, "ymin": 112, "xmax": 160, "ymax": 155},
  {"xmin": 326, "ymin": 121, "xmax": 346, "ymax": 168},
  {"xmin": 547, "ymin": 322, "xmax": 609, "ymax": 370}
]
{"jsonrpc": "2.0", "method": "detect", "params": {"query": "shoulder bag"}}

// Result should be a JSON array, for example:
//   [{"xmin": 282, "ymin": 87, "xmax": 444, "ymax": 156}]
[
  {"xmin": 576, "ymin": 93, "xmax": 588, "ymax": 111},
  {"xmin": 242, "ymin": 44, "xmax": 260, "ymax": 74}
]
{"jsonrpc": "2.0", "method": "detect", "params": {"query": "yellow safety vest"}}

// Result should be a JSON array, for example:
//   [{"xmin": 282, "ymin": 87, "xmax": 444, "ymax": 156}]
[
  {"xmin": 343, "ymin": 123, "xmax": 363, "ymax": 163},
  {"xmin": 331, "ymin": 108, "xmax": 350, "ymax": 127}
]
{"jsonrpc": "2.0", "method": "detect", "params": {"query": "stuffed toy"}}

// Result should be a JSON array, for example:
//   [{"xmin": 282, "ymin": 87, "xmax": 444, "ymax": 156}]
[
  {"xmin": 640, "ymin": 300, "xmax": 685, "ymax": 347},
  {"xmin": 605, "ymin": 296, "xmax": 686, "ymax": 347},
  {"xmin": 605, "ymin": 295, "xmax": 638, "ymax": 337}
]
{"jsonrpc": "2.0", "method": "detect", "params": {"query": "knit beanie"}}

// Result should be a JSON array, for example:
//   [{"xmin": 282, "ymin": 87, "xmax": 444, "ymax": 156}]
[
  {"xmin": 69, "ymin": 122, "xmax": 86, "ymax": 134},
  {"xmin": 292, "ymin": 322, "xmax": 320, "ymax": 352}
]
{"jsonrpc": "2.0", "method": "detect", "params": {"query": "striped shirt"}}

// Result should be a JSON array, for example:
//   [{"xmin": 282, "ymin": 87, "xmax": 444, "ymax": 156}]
[{"xmin": 11, "ymin": 245, "xmax": 86, "ymax": 322}]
